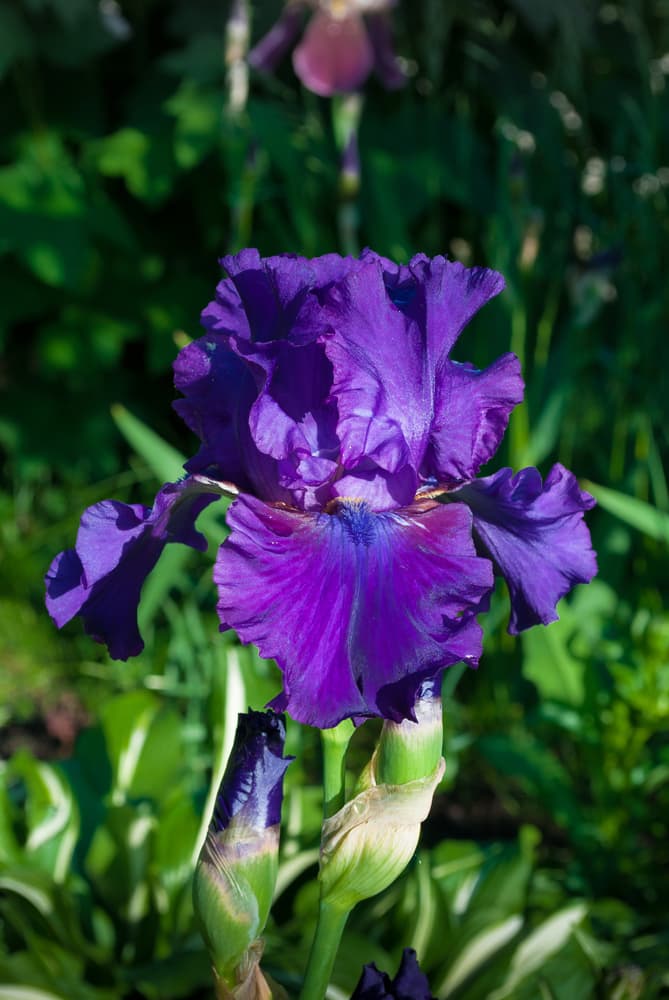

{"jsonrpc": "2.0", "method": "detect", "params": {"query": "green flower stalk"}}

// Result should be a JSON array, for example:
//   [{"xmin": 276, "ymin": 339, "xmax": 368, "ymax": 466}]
[{"xmin": 193, "ymin": 710, "xmax": 293, "ymax": 999}]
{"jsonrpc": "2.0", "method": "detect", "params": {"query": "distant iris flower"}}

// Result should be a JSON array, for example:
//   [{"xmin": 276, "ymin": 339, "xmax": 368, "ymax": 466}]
[
  {"xmin": 46, "ymin": 250, "xmax": 596, "ymax": 729},
  {"xmin": 249, "ymin": 0, "xmax": 405, "ymax": 97}
]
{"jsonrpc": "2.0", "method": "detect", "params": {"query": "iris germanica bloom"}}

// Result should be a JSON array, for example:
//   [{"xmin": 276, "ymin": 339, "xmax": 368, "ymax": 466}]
[
  {"xmin": 249, "ymin": 0, "xmax": 405, "ymax": 97},
  {"xmin": 45, "ymin": 249, "xmax": 596, "ymax": 729},
  {"xmin": 352, "ymin": 948, "xmax": 435, "ymax": 999}
]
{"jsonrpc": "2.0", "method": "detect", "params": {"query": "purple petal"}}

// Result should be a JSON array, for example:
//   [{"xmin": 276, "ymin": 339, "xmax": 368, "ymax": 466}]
[
  {"xmin": 351, "ymin": 964, "xmax": 393, "ymax": 999},
  {"xmin": 320, "ymin": 259, "xmax": 432, "ymax": 505},
  {"xmin": 212, "ymin": 710, "xmax": 293, "ymax": 832},
  {"xmin": 392, "ymin": 948, "xmax": 435, "ymax": 1000},
  {"xmin": 319, "ymin": 255, "xmax": 507, "ymax": 506},
  {"xmin": 215, "ymin": 495, "xmax": 493, "ymax": 727},
  {"xmin": 333, "ymin": 462, "xmax": 419, "ymax": 510},
  {"xmin": 248, "ymin": 3, "xmax": 306, "ymax": 74},
  {"xmin": 455, "ymin": 464, "xmax": 597, "ymax": 633},
  {"xmin": 173, "ymin": 333, "xmax": 293, "ymax": 504},
  {"xmin": 403, "ymin": 254, "xmax": 505, "ymax": 358},
  {"xmin": 203, "ymin": 249, "xmax": 354, "ymax": 350},
  {"xmin": 45, "ymin": 477, "xmax": 224, "ymax": 659},
  {"xmin": 367, "ymin": 11, "xmax": 406, "ymax": 90},
  {"xmin": 352, "ymin": 948, "xmax": 435, "ymax": 1000},
  {"xmin": 292, "ymin": 11, "xmax": 374, "ymax": 96},
  {"xmin": 422, "ymin": 354, "xmax": 524, "ymax": 485},
  {"xmin": 198, "ymin": 251, "xmax": 355, "ymax": 507}
]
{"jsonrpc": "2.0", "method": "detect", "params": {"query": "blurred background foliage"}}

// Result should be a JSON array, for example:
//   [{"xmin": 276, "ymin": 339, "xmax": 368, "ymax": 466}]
[{"xmin": 1, "ymin": 0, "xmax": 668, "ymax": 996}]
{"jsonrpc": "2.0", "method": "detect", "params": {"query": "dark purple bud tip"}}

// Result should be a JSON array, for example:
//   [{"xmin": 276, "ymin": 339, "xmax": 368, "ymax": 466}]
[
  {"xmin": 212, "ymin": 710, "xmax": 293, "ymax": 832},
  {"xmin": 352, "ymin": 948, "xmax": 435, "ymax": 1000}
]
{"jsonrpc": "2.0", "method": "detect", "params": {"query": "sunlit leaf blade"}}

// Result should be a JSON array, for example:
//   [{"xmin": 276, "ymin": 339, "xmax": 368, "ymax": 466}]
[
  {"xmin": 111, "ymin": 404, "xmax": 186, "ymax": 483},
  {"xmin": 584, "ymin": 480, "xmax": 669, "ymax": 543}
]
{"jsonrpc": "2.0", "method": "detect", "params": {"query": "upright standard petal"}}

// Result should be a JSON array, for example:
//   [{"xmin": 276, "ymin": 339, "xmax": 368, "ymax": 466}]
[
  {"xmin": 403, "ymin": 254, "xmax": 506, "ymax": 360},
  {"xmin": 173, "ymin": 334, "xmax": 258, "ymax": 487},
  {"xmin": 319, "ymin": 255, "xmax": 507, "ymax": 505},
  {"xmin": 320, "ymin": 259, "xmax": 432, "ymax": 504},
  {"xmin": 173, "ymin": 333, "xmax": 295, "ymax": 504},
  {"xmin": 45, "ymin": 478, "xmax": 224, "ymax": 659},
  {"xmin": 454, "ymin": 464, "xmax": 597, "ymax": 634},
  {"xmin": 215, "ymin": 495, "xmax": 493, "ymax": 728},
  {"xmin": 199, "ymin": 251, "xmax": 353, "ymax": 506},
  {"xmin": 293, "ymin": 11, "xmax": 375, "ymax": 96}
]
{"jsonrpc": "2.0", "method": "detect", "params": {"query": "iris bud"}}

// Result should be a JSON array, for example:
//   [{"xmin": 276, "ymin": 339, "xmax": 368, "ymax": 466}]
[
  {"xmin": 319, "ymin": 681, "xmax": 445, "ymax": 912},
  {"xmin": 375, "ymin": 679, "xmax": 444, "ymax": 786},
  {"xmin": 193, "ymin": 710, "xmax": 292, "ymax": 998}
]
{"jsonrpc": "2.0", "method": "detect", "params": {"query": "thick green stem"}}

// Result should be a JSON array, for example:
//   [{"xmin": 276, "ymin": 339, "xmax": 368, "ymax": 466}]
[
  {"xmin": 321, "ymin": 719, "xmax": 354, "ymax": 819},
  {"xmin": 298, "ymin": 900, "xmax": 350, "ymax": 1000}
]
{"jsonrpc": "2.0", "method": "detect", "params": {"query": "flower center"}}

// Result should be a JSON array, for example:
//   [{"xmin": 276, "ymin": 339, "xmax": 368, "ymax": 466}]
[{"xmin": 327, "ymin": 497, "xmax": 378, "ymax": 546}]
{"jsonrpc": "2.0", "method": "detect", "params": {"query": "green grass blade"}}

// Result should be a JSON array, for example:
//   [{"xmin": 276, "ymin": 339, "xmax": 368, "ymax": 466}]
[{"xmin": 584, "ymin": 480, "xmax": 669, "ymax": 544}]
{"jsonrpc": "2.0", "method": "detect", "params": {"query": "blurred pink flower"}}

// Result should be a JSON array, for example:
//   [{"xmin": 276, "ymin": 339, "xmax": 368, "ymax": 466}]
[{"xmin": 249, "ymin": 0, "xmax": 405, "ymax": 97}]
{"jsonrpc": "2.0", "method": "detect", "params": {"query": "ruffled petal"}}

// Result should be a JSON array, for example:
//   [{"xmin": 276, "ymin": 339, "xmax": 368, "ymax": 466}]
[
  {"xmin": 360, "ymin": 251, "xmax": 504, "ymax": 361},
  {"xmin": 173, "ymin": 333, "xmax": 292, "ymax": 504},
  {"xmin": 215, "ymin": 495, "xmax": 493, "ymax": 727},
  {"xmin": 319, "ymin": 254, "xmax": 507, "ymax": 506},
  {"xmin": 202, "ymin": 248, "xmax": 354, "ymax": 350},
  {"xmin": 45, "ymin": 477, "xmax": 225, "ymax": 659},
  {"xmin": 422, "ymin": 353, "xmax": 524, "ymax": 485},
  {"xmin": 455, "ymin": 465, "xmax": 597, "ymax": 634},
  {"xmin": 198, "ymin": 251, "xmax": 354, "ymax": 506},
  {"xmin": 173, "ymin": 334, "xmax": 257, "ymax": 486},
  {"xmin": 293, "ymin": 11, "xmax": 374, "ymax": 96},
  {"xmin": 320, "ymin": 259, "xmax": 432, "ymax": 505},
  {"xmin": 404, "ymin": 254, "xmax": 505, "ymax": 359}
]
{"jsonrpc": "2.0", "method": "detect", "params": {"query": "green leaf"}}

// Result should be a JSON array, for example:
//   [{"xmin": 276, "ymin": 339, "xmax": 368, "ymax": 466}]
[
  {"xmin": 164, "ymin": 81, "xmax": 221, "ymax": 170},
  {"xmin": 111, "ymin": 404, "xmax": 186, "ymax": 483},
  {"xmin": 0, "ymin": 988, "xmax": 69, "ymax": 1000},
  {"xmin": 488, "ymin": 903, "xmax": 589, "ymax": 999},
  {"xmin": 6, "ymin": 753, "xmax": 79, "ymax": 882},
  {"xmin": 477, "ymin": 736, "xmax": 580, "ymax": 829},
  {"xmin": 437, "ymin": 915, "xmax": 524, "ymax": 996},
  {"xmin": 584, "ymin": 481, "xmax": 669, "ymax": 544},
  {"xmin": 100, "ymin": 691, "xmax": 184, "ymax": 803},
  {"xmin": 522, "ymin": 608, "xmax": 585, "ymax": 706}
]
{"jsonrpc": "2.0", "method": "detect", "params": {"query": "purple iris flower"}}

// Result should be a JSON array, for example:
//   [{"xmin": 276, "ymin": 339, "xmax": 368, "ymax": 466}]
[
  {"xmin": 45, "ymin": 249, "xmax": 596, "ymax": 729},
  {"xmin": 352, "ymin": 948, "xmax": 435, "ymax": 1000},
  {"xmin": 249, "ymin": 0, "xmax": 405, "ymax": 97}
]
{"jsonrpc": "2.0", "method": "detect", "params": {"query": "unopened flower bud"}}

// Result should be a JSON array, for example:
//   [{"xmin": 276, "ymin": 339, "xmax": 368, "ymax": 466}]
[
  {"xmin": 374, "ymin": 678, "xmax": 444, "ymax": 786},
  {"xmin": 319, "ymin": 757, "xmax": 444, "ymax": 911},
  {"xmin": 193, "ymin": 710, "xmax": 292, "ymax": 996},
  {"xmin": 319, "ymin": 681, "xmax": 445, "ymax": 911}
]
